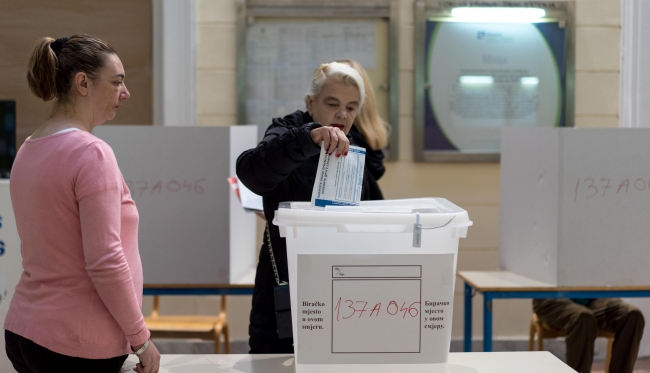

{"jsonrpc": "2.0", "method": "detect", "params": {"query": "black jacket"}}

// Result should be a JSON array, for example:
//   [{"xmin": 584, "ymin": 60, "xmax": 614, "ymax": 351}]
[{"xmin": 236, "ymin": 110, "xmax": 371, "ymax": 352}]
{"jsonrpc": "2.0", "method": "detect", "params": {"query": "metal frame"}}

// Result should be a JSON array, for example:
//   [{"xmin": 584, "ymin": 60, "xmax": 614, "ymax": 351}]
[
  {"xmin": 236, "ymin": 0, "xmax": 400, "ymax": 160},
  {"xmin": 462, "ymin": 282, "xmax": 650, "ymax": 352},
  {"xmin": 413, "ymin": 1, "xmax": 576, "ymax": 162}
]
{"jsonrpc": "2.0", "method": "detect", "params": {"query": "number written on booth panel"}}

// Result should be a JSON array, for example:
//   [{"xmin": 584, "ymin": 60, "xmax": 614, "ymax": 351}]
[
  {"xmin": 573, "ymin": 177, "xmax": 650, "ymax": 202},
  {"xmin": 124, "ymin": 178, "xmax": 207, "ymax": 198}
]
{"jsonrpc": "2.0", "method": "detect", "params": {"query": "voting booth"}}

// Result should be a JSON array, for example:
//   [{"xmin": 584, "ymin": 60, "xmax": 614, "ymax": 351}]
[
  {"xmin": 93, "ymin": 125, "xmax": 259, "ymax": 285},
  {"xmin": 274, "ymin": 198, "xmax": 471, "ymax": 372},
  {"xmin": 500, "ymin": 128, "xmax": 650, "ymax": 287},
  {"xmin": 0, "ymin": 181, "xmax": 21, "ymax": 372}
]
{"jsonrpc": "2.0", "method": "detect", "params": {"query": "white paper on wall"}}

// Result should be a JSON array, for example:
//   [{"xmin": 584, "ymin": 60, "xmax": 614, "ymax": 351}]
[{"xmin": 246, "ymin": 21, "xmax": 376, "ymax": 126}]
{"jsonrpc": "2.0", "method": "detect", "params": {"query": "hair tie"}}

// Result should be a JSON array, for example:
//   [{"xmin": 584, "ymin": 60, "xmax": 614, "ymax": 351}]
[{"xmin": 51, "ymin": 37, "xmax": 69, "ymax": 55}]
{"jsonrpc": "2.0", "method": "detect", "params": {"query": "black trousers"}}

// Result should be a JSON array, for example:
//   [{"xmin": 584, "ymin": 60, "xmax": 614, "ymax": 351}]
[{"xmin": 5, "ymin": 330, "xmax": 128, "ymax": 373}]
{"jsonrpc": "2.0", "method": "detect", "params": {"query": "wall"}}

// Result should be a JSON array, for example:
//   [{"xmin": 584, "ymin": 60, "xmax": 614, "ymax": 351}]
[
  {"xmin": 168, "ymin": 0, "xmax": 622, "ymax": 345},
  {"xmin": 0, "ymin": 0, "xmax": 153, "ymax": 146},
  {"xmin": 0, "ymin": 0, "xmax": 620, "ymax": 349}
]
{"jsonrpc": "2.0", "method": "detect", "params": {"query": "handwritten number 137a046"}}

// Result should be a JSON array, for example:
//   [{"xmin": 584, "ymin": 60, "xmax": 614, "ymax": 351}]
[
  {"xmin": 125, "ymin": 179, "xmax": 207, "ymax": 197},
  {"xmin": 574, "ymin": 177, "xmax": 650, "ymax": 201},
  {"xmin": 334, "ymin": 297, "xmax": 420, "ymax": 321}
]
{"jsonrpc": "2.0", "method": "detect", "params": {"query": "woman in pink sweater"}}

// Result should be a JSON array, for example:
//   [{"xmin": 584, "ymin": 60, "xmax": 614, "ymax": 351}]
[{"xmin": 4, "ymin": 35, "xmax": 160, "ymax": 373}]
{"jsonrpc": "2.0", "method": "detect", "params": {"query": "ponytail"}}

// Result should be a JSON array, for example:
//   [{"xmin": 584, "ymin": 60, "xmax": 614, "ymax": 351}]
[{"xmin": 26, "ymin": 37, "xmax": 58, "ymax": 101}]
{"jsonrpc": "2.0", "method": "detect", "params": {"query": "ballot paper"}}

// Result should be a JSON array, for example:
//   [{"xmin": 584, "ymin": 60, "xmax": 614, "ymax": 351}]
[{"xmin": 311, "ymin": 144, "xmax": 366, "ymax": 207}]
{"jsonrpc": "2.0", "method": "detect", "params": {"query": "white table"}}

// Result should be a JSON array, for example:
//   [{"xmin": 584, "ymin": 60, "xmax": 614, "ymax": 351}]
[{"xmin": 120, "ymin": 352, "xmax": 575, "ymax": 373}]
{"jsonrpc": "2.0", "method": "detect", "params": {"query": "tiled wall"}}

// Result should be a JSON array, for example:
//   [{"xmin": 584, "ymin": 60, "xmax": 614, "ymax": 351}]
[
  {"xmin": 146, "ymin": 0, "xmax": 622, "ymax": 343},
  {"xmin": 197, "ymin": 0, "xmax": 238, "ymax": 127},
  {"xmin": 574, "ymin": 0, "xmax": 620, "ymax": 128}
]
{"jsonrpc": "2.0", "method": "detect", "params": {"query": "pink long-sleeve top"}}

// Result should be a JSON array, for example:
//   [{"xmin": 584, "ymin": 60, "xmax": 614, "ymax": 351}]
[{"xmin": 4, "ymin": 129, "xmax": 150, "ymax": 359}]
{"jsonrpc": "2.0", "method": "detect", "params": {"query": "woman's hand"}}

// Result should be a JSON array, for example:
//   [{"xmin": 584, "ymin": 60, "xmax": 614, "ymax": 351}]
[
  {"xmin": 310, "ymin": 126, "xmax": 349, "ymax": 157},
  {"xmin": 133, "ymin": 340, "xmax": 161, "ymax": 373}
]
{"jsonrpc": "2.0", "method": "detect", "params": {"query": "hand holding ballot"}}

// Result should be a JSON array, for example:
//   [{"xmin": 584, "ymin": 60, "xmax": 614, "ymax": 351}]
[{"xmin": 309, "ymin": 125, "xmax": 349, "ymax": 157}]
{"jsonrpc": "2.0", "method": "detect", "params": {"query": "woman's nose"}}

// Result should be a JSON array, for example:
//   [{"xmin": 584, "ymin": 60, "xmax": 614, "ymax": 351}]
[
  {"xmin": 121, "ymin": 85, "xmax": 130, "ymax": 100},
  {"xmin": 336, "ymin": 109, "xmax": 347, "ymax": 119}
]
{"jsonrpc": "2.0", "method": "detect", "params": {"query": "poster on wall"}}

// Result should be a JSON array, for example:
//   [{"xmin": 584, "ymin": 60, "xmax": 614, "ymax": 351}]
[
  {"xmin": 425, "ymin": 21, "xmax": 566, "ymax": 155},
  {"xmin": 246, "ymin": 21, "xmax": 377, "ymax": 129}
]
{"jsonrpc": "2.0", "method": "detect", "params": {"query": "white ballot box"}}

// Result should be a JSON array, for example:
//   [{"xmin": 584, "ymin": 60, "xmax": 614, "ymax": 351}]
[
  {"xmin": 500, "ymin": 128, "xmax": 650, "ymax": 286},
  {"xmin": 274, "ymin": 198, "xmax": 472, "ymax": 372}
]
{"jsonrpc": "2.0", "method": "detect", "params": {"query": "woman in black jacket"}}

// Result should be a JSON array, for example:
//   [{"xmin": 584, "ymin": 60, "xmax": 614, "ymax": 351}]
[{"xmin": 236, "ymin": 62, "xmax": 370, "ymax": 353}]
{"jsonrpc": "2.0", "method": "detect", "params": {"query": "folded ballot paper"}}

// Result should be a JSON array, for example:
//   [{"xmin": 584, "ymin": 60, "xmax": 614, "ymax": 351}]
[{"xmin": 311, "ymin": 143, "xmax": 366, "ymax": 207}]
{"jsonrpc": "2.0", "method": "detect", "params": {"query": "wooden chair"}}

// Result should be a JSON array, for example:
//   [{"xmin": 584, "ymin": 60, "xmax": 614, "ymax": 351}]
[
  {"xmin": 529, "ymin": 313, "xmax": 614, "ymax": 373},
  {"xmin": 144, "ymin": 295, "xmax": 230, "ymax": 354}
]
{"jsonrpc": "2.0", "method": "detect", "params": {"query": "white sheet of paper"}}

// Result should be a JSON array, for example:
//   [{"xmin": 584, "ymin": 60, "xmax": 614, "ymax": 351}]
[
  {"xmin": 311, "ymin": 144, "xmax": 366, "ymax": 207},
  {"xmin": 239, "ymin": 181, "xmax": 264, "ymax": 212}
]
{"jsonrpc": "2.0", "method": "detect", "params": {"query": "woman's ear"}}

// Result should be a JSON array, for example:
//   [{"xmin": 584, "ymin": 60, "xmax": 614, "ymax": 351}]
[
  {"xmin": 306, "ymin": 95, "xmax": 314, "ymax": 114},
  {"xmin": 74, "ymin": 72, "xmax": 89, "ymax": 96}
]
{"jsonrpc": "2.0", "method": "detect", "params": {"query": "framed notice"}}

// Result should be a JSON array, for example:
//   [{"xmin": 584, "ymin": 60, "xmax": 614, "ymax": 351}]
[
  {"xmin": 413, "ymin": 2, "xmax": 572, "ymax": 161},
  {"xmin": 236, "ymin": 1, "xmax": 401, "ymax": 160}
]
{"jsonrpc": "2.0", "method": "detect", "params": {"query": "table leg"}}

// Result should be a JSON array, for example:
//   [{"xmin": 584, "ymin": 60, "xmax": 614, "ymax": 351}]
[
  {"xmin": 464, "ymin": 282, "xmax": 472, "ymax": 352},
  {"xmin": 483, "ymin": 292, "xmax": 493, "ymax": 352}
]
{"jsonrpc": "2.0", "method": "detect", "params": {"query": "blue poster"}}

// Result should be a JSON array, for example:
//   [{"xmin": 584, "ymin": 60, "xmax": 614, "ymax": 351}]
[{"xmin": 425, "ymin": 21, "xmax": 566, "ymax": 153}]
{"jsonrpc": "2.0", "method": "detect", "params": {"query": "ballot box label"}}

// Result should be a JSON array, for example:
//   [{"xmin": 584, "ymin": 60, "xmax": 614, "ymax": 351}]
[{"xmin": 297, "ymin": 254, "xmax": 454, "ymax": 364}]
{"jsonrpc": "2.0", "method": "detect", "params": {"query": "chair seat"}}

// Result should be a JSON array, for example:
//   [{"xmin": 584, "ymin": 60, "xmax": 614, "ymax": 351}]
[
  {"xmin": 145, "ymin": 315, "xmax": 225, "ymax": 332},
  {"xmin": 535, "ymin": 314, "xmax": 616, "ymax": 339},
  {"xmin": 144, "ymin": 295, "xmax": 231, "ymax": 354}
]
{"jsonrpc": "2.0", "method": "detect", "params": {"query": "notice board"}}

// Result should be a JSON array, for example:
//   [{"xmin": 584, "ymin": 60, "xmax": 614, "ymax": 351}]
[
  {"xmin": 245, "ymin": 19, "xmax": 389, "ymax": 131},
  {"xmin": 413, "ymin": 1, "xmax": 572, "ymax": 161}
]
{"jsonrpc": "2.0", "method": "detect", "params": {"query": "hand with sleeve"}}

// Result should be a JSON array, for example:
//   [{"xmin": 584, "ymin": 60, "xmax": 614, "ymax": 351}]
[{"xmin": 309, "ymin": 126, "xmax": 349, "ymax": 157}]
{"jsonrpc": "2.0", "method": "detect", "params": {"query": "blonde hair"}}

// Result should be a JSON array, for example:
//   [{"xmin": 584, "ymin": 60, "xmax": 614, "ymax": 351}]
[
  {"xmin": 338, "ymin": 59, "xmax": 390, "ymax": 150},
  {"xmin": 305, "ymin": 62, "xmax": 366, "ymax": 111}
]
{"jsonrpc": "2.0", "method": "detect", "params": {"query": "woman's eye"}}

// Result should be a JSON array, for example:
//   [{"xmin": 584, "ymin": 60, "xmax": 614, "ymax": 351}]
[{"xmin": 328, "ymin": 103, "xmax": 337, "ymax": 108}]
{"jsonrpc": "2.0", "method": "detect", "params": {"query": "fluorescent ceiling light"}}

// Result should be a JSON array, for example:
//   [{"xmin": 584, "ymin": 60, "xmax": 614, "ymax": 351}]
[
  {"xmin": 459, "ymin": 76, "xmax": 494, "ymax": 84},
  {"xmin": 520, "ymin": 77, "xmax": 539, "ymax": 85},
  {"xmin": 451, "ymin": 7, "xmax": 546, "ymax": 23}
]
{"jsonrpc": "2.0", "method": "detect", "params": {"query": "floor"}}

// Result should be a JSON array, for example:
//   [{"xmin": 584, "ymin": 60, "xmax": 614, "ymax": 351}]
[{"xmin": 592, "ymin": 357, "xmax": 650, "ymax": 373}]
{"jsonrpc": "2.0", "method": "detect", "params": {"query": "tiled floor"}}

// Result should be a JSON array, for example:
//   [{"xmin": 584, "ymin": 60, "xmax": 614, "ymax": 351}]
[{"xmin": 591, "ymin": 357, "xmax": 650, "ymax": 373}]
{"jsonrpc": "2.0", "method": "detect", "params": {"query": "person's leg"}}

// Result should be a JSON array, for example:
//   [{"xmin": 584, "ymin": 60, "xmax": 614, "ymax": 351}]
[
  {"xmin": 5, "ymin": 330, "xmax": 33, "ymax": 373},
  {"xmin": 11, "ymin": 331, "xmax": 127, "ymax": 373},
  {"xmin": 589, "ymin": 298, "xmax": 644, "ymax": 373},
  {"xmin": 533, "ymin": 299, "xmax": 597, "ymax": 373}
]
